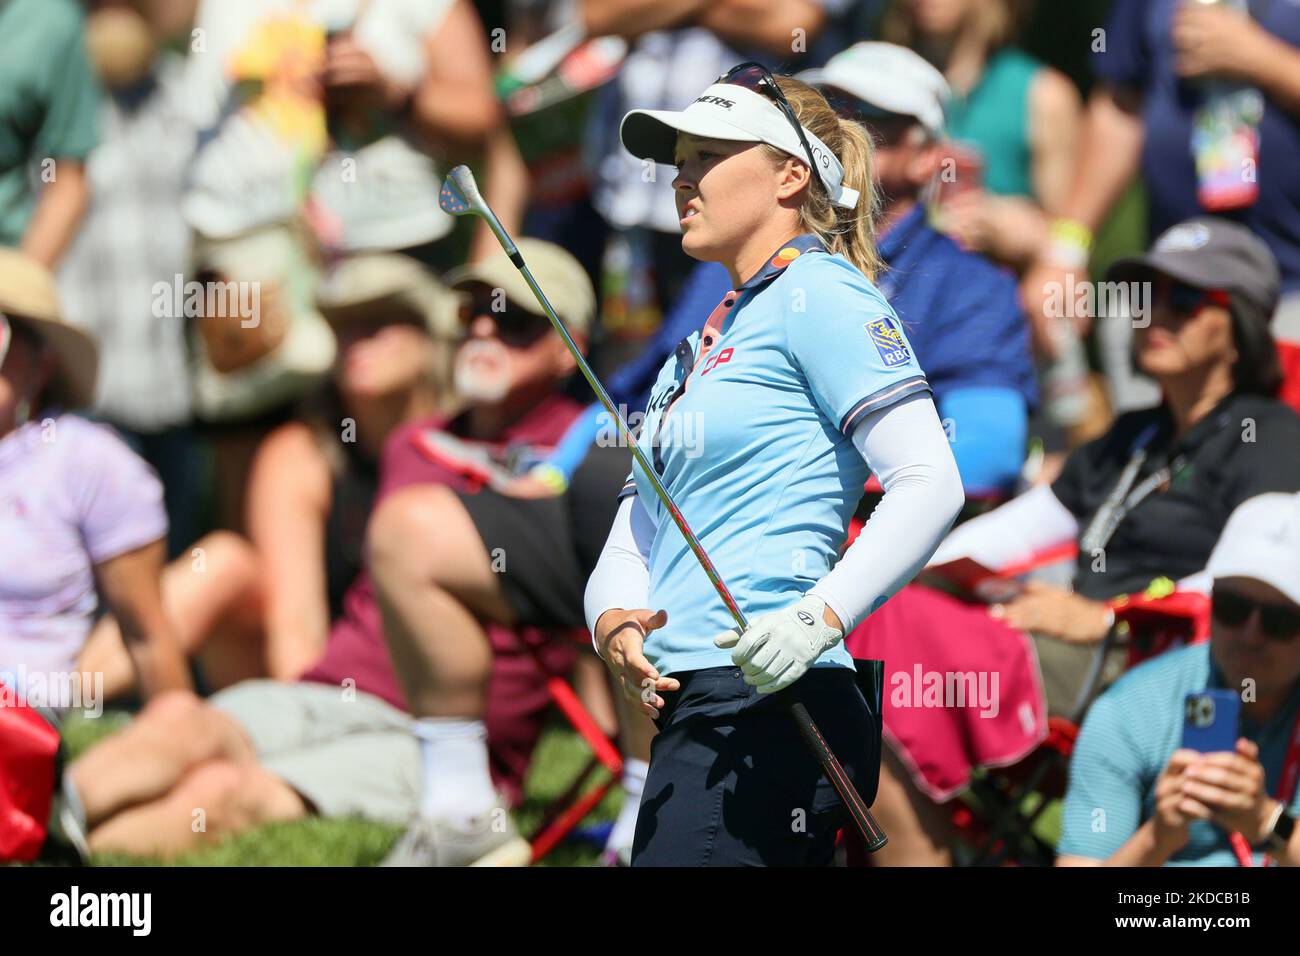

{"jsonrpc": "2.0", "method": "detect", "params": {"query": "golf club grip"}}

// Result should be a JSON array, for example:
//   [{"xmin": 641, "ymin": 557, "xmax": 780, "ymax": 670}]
[{"xmin": 788, "ymin": 702, "xmax": 888, "ymax": 852}]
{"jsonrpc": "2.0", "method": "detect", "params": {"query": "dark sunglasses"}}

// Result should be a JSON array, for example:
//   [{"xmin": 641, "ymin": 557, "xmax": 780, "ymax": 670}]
[
  {"xmin": 1153, "ymin": 276, "xmax": 1231, "ymax": 317},
  {"xmin": 1211, "ymin": 587, "xmax": 1300, "ymax": 641},
  {"xmin": 457, "ymin": 296, "xmax": 552, "ymax": 348},
  {"xmin": 716, "ymin": 62, "xmax": 819, "ymax": 179}
]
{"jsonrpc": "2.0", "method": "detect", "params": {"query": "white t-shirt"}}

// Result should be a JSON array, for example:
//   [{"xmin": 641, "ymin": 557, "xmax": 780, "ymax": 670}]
[{"xmin": 183, "ymin": 0, "xmax": 455, "ymax": 249}]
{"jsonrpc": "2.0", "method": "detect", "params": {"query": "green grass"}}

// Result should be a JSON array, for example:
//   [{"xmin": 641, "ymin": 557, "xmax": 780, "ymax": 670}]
[
  {"xmin": 56, "ymin": 710, "xmax": 1065, "ymax": 867},
  {"xmin": 56, "ymin": 710, "xmax": 618, "ymax": 867}
]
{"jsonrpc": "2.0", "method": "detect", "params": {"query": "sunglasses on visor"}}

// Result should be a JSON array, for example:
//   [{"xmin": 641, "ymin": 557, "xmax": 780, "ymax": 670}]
[
  {"xmin": 1211, "ymin": 587, "xmax": 1300, "ymax": 642},
  {"xmin": 716, "ymin": 62, "xmax": 820, "ymax": 180}
]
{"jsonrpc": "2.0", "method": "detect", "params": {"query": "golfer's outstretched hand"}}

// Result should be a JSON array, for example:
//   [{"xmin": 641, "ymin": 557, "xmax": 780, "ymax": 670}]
[
  {"xmin": 714, "ymin": 594, "xmax": 844, "ymax": 695},
  {"xmin": 594, "ymin": 608, "xmax": 679, "ymax": 718}
]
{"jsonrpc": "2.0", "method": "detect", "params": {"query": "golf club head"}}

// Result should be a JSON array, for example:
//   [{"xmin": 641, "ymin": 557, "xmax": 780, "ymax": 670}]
[
  {"xmin": 439, "ymin": 165, "xmax": 518, "ymax": 259},
  {"xmin": 439, "ymin": 165, "xmax": 485, "ymax": 218}
]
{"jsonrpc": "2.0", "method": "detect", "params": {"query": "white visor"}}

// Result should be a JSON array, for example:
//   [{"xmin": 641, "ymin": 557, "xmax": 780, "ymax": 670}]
[{"xmin": 620, "ymin": 83, "xmax": 860, "ymax": 211}]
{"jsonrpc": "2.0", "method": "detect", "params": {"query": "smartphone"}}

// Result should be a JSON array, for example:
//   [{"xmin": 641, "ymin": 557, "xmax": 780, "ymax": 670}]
[{"xmin": 1181, "ymin": 690, "xmax": 1241, "ymax": 753}]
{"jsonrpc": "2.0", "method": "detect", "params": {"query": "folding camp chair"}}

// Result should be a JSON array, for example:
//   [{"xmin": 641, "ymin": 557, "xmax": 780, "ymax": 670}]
[
  {"xmin": 516, "ymin": 628, "xmax": 623, "ymax": 864},
  {"xmin": 957, "ymin": 582, "xmax": 1210, "ymax": 866}
]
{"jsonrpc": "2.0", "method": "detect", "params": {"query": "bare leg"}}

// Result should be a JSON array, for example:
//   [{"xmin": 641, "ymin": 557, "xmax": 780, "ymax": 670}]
[
  {"xmin": 368, "ymin": 484, "xmax": 515, "ymax": 719},
  {"xmin": 574, "ymin": 651, "xmax": 619, "ymax": 739},
  {"xmin": 616, "ymin": 683, "xmax": 655, "ymax": 763},
  {"xmin": 78, "ymin": 531, "xmax": 265, "ymax": 699},
  {"xmin": 71, "ymin": 690, "xmax": 258, "ymax": 829},
  {"xmin": 87, "ymin": 758, "xmax": 306, "ymax": 858},
  {"xmin": 868, "ymin": 743, "xmax": 955, "ymax": 866},
  {"xmin": 601, "ymin": 677, "xmax": 656, "ymax": 861}
]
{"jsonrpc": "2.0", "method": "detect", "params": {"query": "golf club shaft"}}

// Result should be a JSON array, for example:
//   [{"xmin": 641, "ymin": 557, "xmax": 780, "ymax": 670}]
[{"xmin": 443, "ymin": 166, "xmax": 886, "ymax": 851}]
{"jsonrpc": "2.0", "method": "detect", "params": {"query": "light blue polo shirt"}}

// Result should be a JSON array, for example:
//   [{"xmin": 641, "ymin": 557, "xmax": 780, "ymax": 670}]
[
  {"xmin": 620, "ymin": 234, "xmax": 931, "ymax": 676},
  {"xmin": 1059, "ymin": 641, "xmax": 1300, "ymax": 865}
]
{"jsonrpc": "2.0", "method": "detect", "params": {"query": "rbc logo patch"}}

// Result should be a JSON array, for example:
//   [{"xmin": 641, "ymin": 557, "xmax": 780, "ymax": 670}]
[{"xmin": 866, "ymin": 317, "xmax": 911, "ymax": 368}]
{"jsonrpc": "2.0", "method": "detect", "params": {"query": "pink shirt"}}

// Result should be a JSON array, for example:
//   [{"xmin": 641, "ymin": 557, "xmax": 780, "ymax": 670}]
[{"xmin": 0, "ymin": 415, "xmax": 166, "ymax": 680}]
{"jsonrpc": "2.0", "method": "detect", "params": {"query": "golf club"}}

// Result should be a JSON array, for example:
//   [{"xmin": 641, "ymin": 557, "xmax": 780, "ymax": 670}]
[{"xmin": 439, "ymin": 164, "xmax": 887, "ymax": 852}]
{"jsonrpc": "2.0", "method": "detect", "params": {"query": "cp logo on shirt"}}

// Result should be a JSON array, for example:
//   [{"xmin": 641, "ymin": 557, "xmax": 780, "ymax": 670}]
[{"xmin": 700, "ymin": 347, "xmax": 734, "ymax": 376}]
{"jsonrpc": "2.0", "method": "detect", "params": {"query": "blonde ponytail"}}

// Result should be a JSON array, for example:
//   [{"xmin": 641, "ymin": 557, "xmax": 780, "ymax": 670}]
[{"xmin": 763, "ymin": 76, "xmax": 885, "ymax": 282}]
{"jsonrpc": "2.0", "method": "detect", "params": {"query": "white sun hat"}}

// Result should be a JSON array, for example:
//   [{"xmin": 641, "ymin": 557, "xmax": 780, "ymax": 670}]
[
  {"xmin": 797, "ymin": 42, "xmax": 950, "ymax": 141},
  {"xmin": 1206, "ymin": 493, "xmax": 1300, "ymax": 607},
  {"xmin": 620, "ymin": 63, "xmax": 860, "ymax": 211}
]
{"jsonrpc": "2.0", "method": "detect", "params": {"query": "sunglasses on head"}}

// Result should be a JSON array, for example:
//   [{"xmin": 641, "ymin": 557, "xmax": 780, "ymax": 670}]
[
  {"xmin": 716, "ymin": 62, "xmax": 819, "ymax": 178},
  {"xmin": 1152, "ymin": 276, "xmax": 1231, "ymax": 317},
  {"xmin": 457, "ymin": 295, "xmax": 552, "ymax": 348},
  {"xmin": 1211, "ymin": 587, "xmax": 1300, "ymax": 641}
]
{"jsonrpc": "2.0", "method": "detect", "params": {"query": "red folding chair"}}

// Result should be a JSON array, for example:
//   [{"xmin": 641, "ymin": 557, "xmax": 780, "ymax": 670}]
[
  {"xmin": 517, "ymin": 628, "xmax": 623, "ymax": 864},
  {"xmin": 956, "ymin": 582, "xmax": 1210, "ymax": 865}
]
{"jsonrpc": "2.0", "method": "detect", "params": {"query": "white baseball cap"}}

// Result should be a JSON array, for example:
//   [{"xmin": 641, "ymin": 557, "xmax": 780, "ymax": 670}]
[
  {"xmin": 620, "ymin": 65, "xmax": 860, "ymax": 211},
  {"xmin": 797, "ymin": 42, "xmax": 950, "ymax": 140},
  {"xmin": 1207, "ymin": 493, "xmax": 1300, "ymax": 607}
]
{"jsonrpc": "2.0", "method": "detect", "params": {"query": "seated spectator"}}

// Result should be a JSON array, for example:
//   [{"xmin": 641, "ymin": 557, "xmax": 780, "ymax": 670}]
[
  {"xmin": 78, "ymin": 252, "xmax": 462, "ymax": 697},
  {"xmin": 366, "ymin": 241, "xmax": 633, "ymax": 865},
  {"xmin": 1023, "ymin": 0, "xmax": 1300, "ymax": 417},
  {"xmin": 1058, "ymin": 492, "xmax": 1300, "ymax": 867},
  {"xmin": 880, "ymin": 0, "xmax": 1081, "ymax": 272},
  {"xmin": 61, "ymin": 240, "xmax": 589, "ymax": 865},
  {"xmin": 849, "ymin": 217, "xmax": 1300, "ymax": 864},
  {"xmin": 799, "ymin": 41, "xmax": 1038, "ymax": 495},
  {"xmin": 0, "ymin": 249, "xmax": 189, "ymax": 703}
]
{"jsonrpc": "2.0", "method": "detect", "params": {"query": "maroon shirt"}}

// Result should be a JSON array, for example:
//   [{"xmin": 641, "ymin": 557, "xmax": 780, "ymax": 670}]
[
  {"xmin": 300, "ymin": 393, "xmax": 583, "ymax": 802},
  {"xmin": 302, "ymin": 392, "xmax": 582, "ymax": 705}
]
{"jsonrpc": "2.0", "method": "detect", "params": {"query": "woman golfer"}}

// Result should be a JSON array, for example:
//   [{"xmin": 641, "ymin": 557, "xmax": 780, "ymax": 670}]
[{"xmin": 585, "ymin": 64, "xmax": 965, "ymax": 867}]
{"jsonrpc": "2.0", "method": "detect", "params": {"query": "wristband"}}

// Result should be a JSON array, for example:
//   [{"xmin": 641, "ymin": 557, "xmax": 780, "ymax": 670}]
[{"xmin": 1046, "ymin": 218, "xmax": 1094, "ymax": 270}]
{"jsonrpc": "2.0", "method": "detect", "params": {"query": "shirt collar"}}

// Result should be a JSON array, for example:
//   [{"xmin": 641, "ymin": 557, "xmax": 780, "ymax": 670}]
[
  {"xmin": 737, "ymin": 234, "xmax": 826, "ymax": 291},
  {"xmin": 877, "ymin": 204, "xmax": 928, "ymax": 262}
]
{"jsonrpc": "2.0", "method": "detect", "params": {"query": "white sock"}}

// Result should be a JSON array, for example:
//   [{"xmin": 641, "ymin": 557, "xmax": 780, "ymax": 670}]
[
  {"xmin": 412, "ymin": 718, "xmax": 495, "ymax": 822},
  {"xmin": 606, "ymin": 758, "xmax": 648, "ymax": 854}
]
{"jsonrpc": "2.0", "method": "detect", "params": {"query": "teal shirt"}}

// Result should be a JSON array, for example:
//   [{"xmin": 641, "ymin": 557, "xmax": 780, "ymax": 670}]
[
  {"xmin": 944, "ymin": 48, "xmax": 1040, "ymax": 198},
  {"xmin": 0, "ymin": 0, "xmax": 101, "ymax": 246},
  {"xmin": 620, "ymin": 235, "xmax": 931, "ymax": 676},
  {"xmin": 1059, "ymin": 642, "xmax": 1300, "ymax": 865}
]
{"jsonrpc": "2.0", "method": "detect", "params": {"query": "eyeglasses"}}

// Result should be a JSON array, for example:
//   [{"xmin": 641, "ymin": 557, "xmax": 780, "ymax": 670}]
[
  {"xmin": 1153, "ymin": 276, "xmax": 1231, "ymax": 317},
  {"xmin": 716, "ymin": 62, "xmax": 819, "ymax": 182},
  {"xmin": 457, "ymin": 295, "xmax": 552, "ymax": 348},
  {"xmin": 1211, "ymin": 587, "xmax": 1300, "ymax": 641}
]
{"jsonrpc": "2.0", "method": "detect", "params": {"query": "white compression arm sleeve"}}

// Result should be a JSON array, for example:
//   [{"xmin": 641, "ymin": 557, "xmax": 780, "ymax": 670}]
[
  {"xmin": 584, "ymin": 494, "xmax": 657, "ymax": 653},
  {"xmin": 926, "ymin": 481, "xmax": 1079, "ymax": 570},
  {"xmin": 809, "ymin": 393, "xmax": 965, "ymax": 634}
]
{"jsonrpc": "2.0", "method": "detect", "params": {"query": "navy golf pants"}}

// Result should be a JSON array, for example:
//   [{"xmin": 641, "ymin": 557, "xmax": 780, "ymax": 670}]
[{"xmin": 631, "ymin": 665, "xmax": 880, "ymax": 867}]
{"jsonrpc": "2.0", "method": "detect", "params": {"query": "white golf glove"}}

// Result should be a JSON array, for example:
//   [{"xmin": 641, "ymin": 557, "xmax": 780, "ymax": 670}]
[{"xmin": 713, "ymin": 594, "xmax": 843, "ymax": 695}]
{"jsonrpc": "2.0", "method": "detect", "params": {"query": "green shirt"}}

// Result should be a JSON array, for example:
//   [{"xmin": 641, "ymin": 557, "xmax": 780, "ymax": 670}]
[
  {"xmin": 944, "ymin": 47, "xmax": 1040, "ymax": 199},
  {"xmin": 0, "ymin": 0, "xmax": 101, "ymax": 247}
]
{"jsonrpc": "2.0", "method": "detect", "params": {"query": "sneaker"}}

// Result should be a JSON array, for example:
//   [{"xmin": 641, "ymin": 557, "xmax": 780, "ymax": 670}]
[
  {"xmin": 46, "ymin": 774, "xmax": 90, "ymax": 863},
  {"xmin": 381, "ymin": 799, "xmax": 531, "ymax": 867}
]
